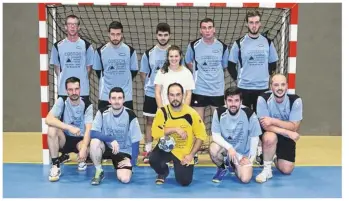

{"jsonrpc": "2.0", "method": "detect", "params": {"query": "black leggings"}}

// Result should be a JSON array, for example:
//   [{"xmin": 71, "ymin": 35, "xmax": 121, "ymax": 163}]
[{"xmin": 149, "ymin": 145, "xmax": 194, "ymax": 186}]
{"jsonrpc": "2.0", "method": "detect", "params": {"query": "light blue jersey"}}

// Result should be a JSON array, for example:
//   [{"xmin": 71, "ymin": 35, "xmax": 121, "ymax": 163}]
[
  {"xmin": 93, "ymin": 42, "xmax": 138, "ymax": 101},
  {"xmin": 257, "ymin": 92, "xmax": 303, "ymax": 122},
  {"xmin": 185, "ymin": 38, "xmax": 229, "ymax": 96},
  {"xmin": 229, "ymin": 34, "xmax": 278, "ymax": 90},
  {"xmin": 211, "ymin": 106, "xmax": 261, "ymax": 156},
  {"xmin": 91, "ymin": 106, "xmax": 142, "ymax": 156},
  {"xmin": 50, "ymin": 97, "xmax": 93, "ymax": 137},
  {"xmin": 140, "ymin": 45, "xmax": 167, "ymax": 98},
  {"xmin": 50, "ymin": 38, "xmax": 94, "ymax": 96}
]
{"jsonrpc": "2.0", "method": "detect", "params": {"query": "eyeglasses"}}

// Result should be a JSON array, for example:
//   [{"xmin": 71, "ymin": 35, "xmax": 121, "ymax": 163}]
[{"xmin": 66, "ymin": 23, "xmax": 79, "ymax": 26}]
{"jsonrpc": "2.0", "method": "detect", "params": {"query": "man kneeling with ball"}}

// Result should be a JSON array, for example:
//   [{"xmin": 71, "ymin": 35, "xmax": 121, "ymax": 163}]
[{"xmin": 149, "ymin": 83, "xmax": 207, "ymax": 186}]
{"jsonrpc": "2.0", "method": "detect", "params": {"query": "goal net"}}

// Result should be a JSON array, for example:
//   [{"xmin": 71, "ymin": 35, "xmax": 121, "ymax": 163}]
[{"xmin": 45, "ymin": 3, "xmax": 292, "ymax": 157}]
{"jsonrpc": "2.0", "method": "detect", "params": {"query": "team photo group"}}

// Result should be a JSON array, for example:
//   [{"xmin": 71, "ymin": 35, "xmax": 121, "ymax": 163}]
[{"xmin": 45, "ymin": 9, "xmax": 303, "ymax": 187}]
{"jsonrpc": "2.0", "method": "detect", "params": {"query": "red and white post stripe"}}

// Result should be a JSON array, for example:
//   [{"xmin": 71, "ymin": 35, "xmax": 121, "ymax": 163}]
[
  {"xmin": 39, "ymin": 3, "xmax": 50, "ymax": 165},
  {"xmin": 39, "ymin": 2, "xmax": 298, "ymax": 164}
]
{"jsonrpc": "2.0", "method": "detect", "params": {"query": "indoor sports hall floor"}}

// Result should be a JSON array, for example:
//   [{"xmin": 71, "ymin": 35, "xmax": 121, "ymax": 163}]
[{"xmin": 3, "ymin": 133, "xmax": 342, "ymax": 198}]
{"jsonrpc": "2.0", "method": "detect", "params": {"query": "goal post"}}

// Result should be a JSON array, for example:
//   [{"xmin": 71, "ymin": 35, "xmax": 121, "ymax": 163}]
[{"xmin": 39, "ymin": 2, "xmax": 298, "ymax": 165}]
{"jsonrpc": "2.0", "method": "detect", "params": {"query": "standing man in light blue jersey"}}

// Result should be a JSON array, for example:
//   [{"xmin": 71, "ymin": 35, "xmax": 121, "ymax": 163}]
[
  {"xmin": 209, "ymin": 87, "xmax": 261, "ymax": 183},
  {"xmin": 89, "ymin": 87, "xmax": 142, "ymax": 185},
  {"xmin": 50, "ymin": 15, "xmax": 94, "ymax": 101},
  {"xmin": 255, "ymin": 74, "xmax": 303, "ymax": 183},
  {"xmin": 185, "ymin": 18, "xmax": 229, "ymax": 163},
  {"xmin": 45, "ymin": 77, "xmax": 94, "ymax": 182},
  {"xmin": 228, "ymin": 10, "xmax": 279, "ymax": 112},
  {"xmin": 140, "ymin": 23, "xmax": 171, "ymax": 163},
  {"xmin": 93, "ymin": 21, "xmax": 138, "ymax": 111}
]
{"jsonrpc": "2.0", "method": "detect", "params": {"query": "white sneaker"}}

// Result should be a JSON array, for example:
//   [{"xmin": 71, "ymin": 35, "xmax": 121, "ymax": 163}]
[
  {"xmin": 49, "ymin": 165, "xmax": 61, "ymax": 182},
  {"xmin": 78, "ymin": 161, "xmax": 87, "ymax": 171},
  {"xmin": 256, "ymin": 168, "xmax": 273, "ymax": 183}
]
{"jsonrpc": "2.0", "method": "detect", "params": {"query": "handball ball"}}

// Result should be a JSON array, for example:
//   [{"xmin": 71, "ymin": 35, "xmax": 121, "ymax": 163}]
[{"xmin": 159, "ymin": 136, "xmax": 176, "ymax": 152}]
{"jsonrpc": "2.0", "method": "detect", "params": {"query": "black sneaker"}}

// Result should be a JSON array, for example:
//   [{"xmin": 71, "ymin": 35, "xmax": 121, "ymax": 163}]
[
  {"xmin": 155, "ymin": 169, "xmax": 169, "ymax": 185},
  {"xmin": 85, "ymin": 156, "xmax": 93, "ymax": 165},
  {"xmin": 58, "ymin": 153, "xmax": 70, "ymax": 163},
  {"xmin": 91, "ymin": 169, "xmax": 104, "ymax": 185},
  {"xmin": 194, "ymin": 154, "xmax": 199, "ymax": 165},
  {"xmin": 255, "ymin": 154, "xmax": 264, "ymax": 166}
]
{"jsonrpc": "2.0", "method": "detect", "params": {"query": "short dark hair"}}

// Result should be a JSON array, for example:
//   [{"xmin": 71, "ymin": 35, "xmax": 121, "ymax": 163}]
[
  {"xmin": 109, "ymin": 21, "xmax": 123, "ymax": 32},
  {"xmin": 65, "ymin": 77, "xmax": 80, "ymax": 89},
  {"xmin": 167, "ymin": 83, "xmax": 184, "ymax": 95},
  {"xmin": 109, "ymin": 87, "xmax": 125, "ymax": 98},
  {"xmin": 200, "ymin": 18, "xmax": 215, "ymax": 27},
  {"xmin": 224, "ymin": 86, "xmax": 242, "ymax": 100},
  {"xmin": 156, "ymin": 23, "xmax": 171, "ymax": 34},
  {"xmin": 65, "ymin": 14, "xmax": 80, "ymax": 25},
  {"xmin": 245, "ymin": 10, "xmax": 262, "ymax": 22}
]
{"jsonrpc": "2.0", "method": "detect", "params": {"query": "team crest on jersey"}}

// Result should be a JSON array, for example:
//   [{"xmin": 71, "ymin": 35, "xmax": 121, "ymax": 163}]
[
  {"xmin": 119, "ymin": 53, "xmax": 126, "ymax": 56},
  {"xmin": 212, "ymin": 49, "xmax": 220, "ymax": 53},
  {"xmin": 76, "ymin": 45, "xmax": 82, "ymax": 49}
]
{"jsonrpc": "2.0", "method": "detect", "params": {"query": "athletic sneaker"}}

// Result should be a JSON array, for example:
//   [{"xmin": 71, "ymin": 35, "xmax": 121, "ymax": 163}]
[
  {"xmin": 58, "ymin": 153, "xmax": 70, "ymax": 163},
  {"xmin": 78, "ymin": 161, "xmax": 87, "ymax": 171},
  {"xmin": 194, "ymin": 154, "xmax": 199, "ymax": 165},
  {"xmin": 49, "ymin": 165, "xmax": 61, "ymax": 182},
  {"xmin": 212, "ymin": 167, "xmax": 227, "ymax": 183},
  {"xmin": 255, "ymin": 168, "xmax": 273, "ymax": 183},
  {"xmin": 91, "ymin": 169, "xmax": 104, "ymax": 185},
  {"xmin": 143, "ymin": 152, "xmax": 151, "ymax": 163},
  {"xmin": 255, "ymin": 154, "xmax": 264, "ymax": 166},
  {"xmin": 225, "ymin": 157, "xmax": 235, "ymax": 175},
  {"xmin": 255, "ymin": 145, "xmax": 263, "ymax": 166},
  {"xmin": 155, "ymin": 169, "xmax": 169, "ymax": 185}
]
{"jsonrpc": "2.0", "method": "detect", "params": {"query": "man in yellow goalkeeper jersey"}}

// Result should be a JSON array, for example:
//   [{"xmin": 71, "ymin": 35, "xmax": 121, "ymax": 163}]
[{"xmin": 149, "ymin": 82, "xmax": 207, "ymax": 186}]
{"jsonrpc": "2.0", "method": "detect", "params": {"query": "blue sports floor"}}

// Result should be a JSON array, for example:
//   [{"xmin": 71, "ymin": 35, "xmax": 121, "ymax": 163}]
[{"xmin": 3, "ymin": 164, "xmax": 341, "ymax": 198}]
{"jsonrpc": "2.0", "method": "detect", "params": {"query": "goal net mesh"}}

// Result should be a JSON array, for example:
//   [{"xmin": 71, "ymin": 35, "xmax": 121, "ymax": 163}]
[{"xmin": 46, "ymin": 5, "xmax": 290, "ymax": 155}]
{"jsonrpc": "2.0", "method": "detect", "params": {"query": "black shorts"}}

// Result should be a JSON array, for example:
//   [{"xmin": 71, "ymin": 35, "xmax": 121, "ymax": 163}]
[
  {"xmin": 276, "ymin": 134, "xmax": 296, "ymax": 162},
  {"xmin": 98, "ymin": 100, "xmax": 133, "ymax": 110},
  {"xmin": 143, "ymin": 95, "xmax": 157, "ymax": 117},
  {"xmin": 190, "ymin": 93, "xmax": 224, "ymax": 107},
  {"xmin": 58, "ymin": 95, "xmax": 90, "ymax": 102},
  {"xmin": 102, "ymin": 143, "xmax": 133, "ymax": 170},
  {"xmin": 260, "ymin": 131, "xmax": 296, "ymax": 162},
  {"xmin": 59, "ymin": 133, "xmax": 83, "ymax": 153},
  {"xmin": 238, "ymin": 88, "xmax": 268, "ymax": 112}
]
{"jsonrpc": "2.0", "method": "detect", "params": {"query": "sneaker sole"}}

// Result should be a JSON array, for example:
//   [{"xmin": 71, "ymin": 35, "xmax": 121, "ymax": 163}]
[
  {"xmin": 256, "ymin": 176, "xmax": 272, "ymax": 183},
  {"xmin": 155, "ymin": 180, "xmax": 165, "ymax": 185},
  {"xmin": 49, "ymin": 176, "xmax": 60, "ymax": 182},
  {"xmin": 91, "ymin": 176, "xmax": 105, "ymax": 185}
]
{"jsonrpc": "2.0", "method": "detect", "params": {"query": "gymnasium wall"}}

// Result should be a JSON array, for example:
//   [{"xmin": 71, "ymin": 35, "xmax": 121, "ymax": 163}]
[{"xmin": 3, "ymin": 3, "xmax": 342, "ymax": 135}]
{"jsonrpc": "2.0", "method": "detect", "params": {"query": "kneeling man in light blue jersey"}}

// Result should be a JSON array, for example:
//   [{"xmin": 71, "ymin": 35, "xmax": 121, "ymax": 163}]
[
  {"xmin": 209, "ymin": 87, "xmax": 261, "ymax": 183},
  {"xmin": 89, "ymin": 87, "xmax": 142, "ymax": 185}
]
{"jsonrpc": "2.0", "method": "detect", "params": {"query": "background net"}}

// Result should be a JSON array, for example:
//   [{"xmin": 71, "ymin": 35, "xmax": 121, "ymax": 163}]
[{"xmin": 46, "ymin": 5, "xmax": 291, "ymax": 154}]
